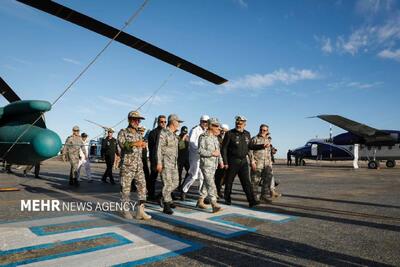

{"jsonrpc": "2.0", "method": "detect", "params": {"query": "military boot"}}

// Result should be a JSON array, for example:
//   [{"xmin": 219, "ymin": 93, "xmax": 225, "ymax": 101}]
[
  {"xmin": 211, "ymin": 201, "xmax": 222, "ymax": 213},
  {"xmin": 121, "ymin": 210, "xmax": 134, "ymax": 220},
  {"xmin": 270, "ymin": 190, "xmax": 282, "ymax": 198},
  {"xmin": 163, "ymin": 202, "xmax": 174, "ymax": 215},
  {"xmin": 180, "ymin": 192, "xmax": 186, "ymax": 201},
  {"xmin": 260, "ymin": 195, "xmax": 272, "ymax": 203},
  {"xmin": 196, "ymin": 198, "xmax": 207, "ymax": 209},
  {"xmin": 136, "ymin": 203, "xmax": 151, "ymax": 220}
]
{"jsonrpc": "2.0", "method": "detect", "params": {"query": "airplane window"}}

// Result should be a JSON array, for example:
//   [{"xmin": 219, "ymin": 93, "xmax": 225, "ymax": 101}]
[
  {"xmin": 389, "ymin": 146, "xmax": 392, "ymax": 150},
  {"xmin": 367, "ymin": 146, "xmax": 371, "ymax": 150},
  {"xmin": 378, "ymin": 146, "xmax": 381, "ymax": 150},
  {"xmin": 306, "ymin": 143, "xmax": 311, "ymax": 146},
  {"xmin": 360, "ymin": 145, "xmax": 364, "ymax": 149}
]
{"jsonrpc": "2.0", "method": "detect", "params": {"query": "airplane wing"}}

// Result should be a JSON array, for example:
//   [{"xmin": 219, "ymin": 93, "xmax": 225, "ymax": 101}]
[
  {"xmin": 316, "ymin": 115, "xmax": 390, "ymax": 138},
  {"xmin": 0, "ymin": 77, "xmax": 21, "ymax": 103},
  {"xmin": 17, "ymin": 0, "xmax": 228, "ymax": 85}
]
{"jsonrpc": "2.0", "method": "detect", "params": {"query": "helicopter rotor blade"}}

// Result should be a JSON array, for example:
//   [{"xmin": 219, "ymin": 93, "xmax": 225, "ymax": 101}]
[
  {"xmin": 17, "ymin": 0, "xmax": 228, "ymax": 85},
  {"xmin": 0, "ymin": 77, "xmax": 22, "ymax": 103}
]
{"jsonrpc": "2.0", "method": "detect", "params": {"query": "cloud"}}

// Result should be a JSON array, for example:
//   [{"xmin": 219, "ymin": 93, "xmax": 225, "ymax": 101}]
[
  {"xmin": 224, "ymin": 68, "xmax": 319, "ymax": 91},
  {"xmin": 355, "ymin": 0, "xmax": 395, "ymax": 17},
  {"xmin": 377, "ymin": 48, "xmax": 400, "ymax": 61},
  {"xmin": 1, "ymin": 64, "xmax": 17, "ymax": 71},
  {"xmin": 10, "ymin": 57, "xmax": 31, "ymax": 65},
  {"xmin": 328, "ymin": 80, "xmax": 383, "ymax": 89},
  {"xmin": 62, "ymin": 58, "xmax": 81, "ymax": 65},
  {"xmin": 98, "ymin": 96, "xmax": 132, "ymax": 107},
  {"xmin": 315, "ymin": 36, "xmax": 333, "ymax": 53},
  {"xmin": 315, "ymin": 1, "xmax": 400, "ymax": 61},
  {"xmin": 233, "ymin": 0, "xmax": 248, "ymax": 8},
  {"xmin": 189, "ymin": 80, "xmax": 210, "ymax": 86}
]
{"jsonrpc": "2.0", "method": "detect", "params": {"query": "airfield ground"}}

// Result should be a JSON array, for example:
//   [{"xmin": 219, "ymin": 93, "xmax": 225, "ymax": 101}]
[{"xmin": 0, "ymin": 159, "xmax": 399, "ymax": 266}]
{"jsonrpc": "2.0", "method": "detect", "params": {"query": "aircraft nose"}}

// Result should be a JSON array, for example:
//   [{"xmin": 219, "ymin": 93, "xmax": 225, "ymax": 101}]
[{"xmin": 31, "ymin": 129, "xmax": 62, "ymax": 158}]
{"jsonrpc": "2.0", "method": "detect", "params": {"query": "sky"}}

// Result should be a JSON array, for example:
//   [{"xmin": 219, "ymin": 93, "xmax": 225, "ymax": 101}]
[{"xmin": 0, "ymin": 0, "xmax": 399, "ymax": 157}]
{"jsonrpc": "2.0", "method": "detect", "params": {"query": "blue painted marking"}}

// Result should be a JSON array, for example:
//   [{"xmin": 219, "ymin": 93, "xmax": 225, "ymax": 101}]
[
  {"xmin": 29, "ymin": 218, "xmax": 117, "ymax": 236},
  {"xmin": 113, "ymin": 224, "xmax": 203, "ymax": 267},
  {"xmin": 209, "ymin": 212, "xmax": 296, "ymax": 227},
  {"xmin": 208, "ymin": 214, "xmax": 258, "ymax": 232},
  {"xmin": 148, "ymin": 212, "xmax": 249, "ymax": 239},
  {"xmin": 0, "ymin": 233, "xmax": 132, "ymax": 267}
]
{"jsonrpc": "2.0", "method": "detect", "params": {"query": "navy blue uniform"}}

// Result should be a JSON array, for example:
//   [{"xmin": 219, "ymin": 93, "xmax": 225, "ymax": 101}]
[{"xmin": 222, "ymin": 129, "xmax": 264, "ymax": 206}]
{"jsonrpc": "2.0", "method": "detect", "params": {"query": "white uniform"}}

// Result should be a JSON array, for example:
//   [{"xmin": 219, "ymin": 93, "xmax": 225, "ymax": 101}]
[
  {"xmin": 77, "ymin": 139, "xmax": 92, "ymax": 181},
  {"xmin": 182, "ymin": 125, "xmax": 205, "ymax": 193}
]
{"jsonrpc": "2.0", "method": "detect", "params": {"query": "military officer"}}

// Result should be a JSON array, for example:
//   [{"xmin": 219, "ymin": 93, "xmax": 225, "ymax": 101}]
[
  {"xmin": 181, "ymin": 115, "xmax": 209, "ymax": 200},
  {"xmin": 63, "ymin": 126, "xmax": 87, "ymax": 187},
  {"xmin": 214, "ymin": 123, "xmax": 229, "ymax": 197},
  {"xmin": 178, "ymin": 126, "xmax": 190, "ymax": 191},
  {"xmin": 156, "ymin": 114, "xmax": 183, "ymax": 215},
  {"xmin": 198, "ymin": 118, "xmax": 224, "ymax": 213},
  {"xmin": 249, "ymin": 124, "xmax": 281, "ymax": 201},
  {"xmin": 147, "ymin": 115, "xmax": 167, "ymax": 200},
  {"xmin": 222, "ymin": 116, "xmax": 266, "ymax": 207},
  {"xmin": 101, "ymin": 128, "xmax": 118, "ymax": 184},
  {"xmin": 118, "ymin": 111, "xmax": 151, "ymax": 220}
]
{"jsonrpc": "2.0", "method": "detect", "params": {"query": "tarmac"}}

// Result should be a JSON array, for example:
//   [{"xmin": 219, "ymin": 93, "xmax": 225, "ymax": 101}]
[{"xmin": 0, "ymin": 159, "xmax": 399, "ymax": 266}]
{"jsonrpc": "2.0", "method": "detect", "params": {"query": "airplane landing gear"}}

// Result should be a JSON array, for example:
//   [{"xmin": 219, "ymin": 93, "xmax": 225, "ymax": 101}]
[
  {"xmin": 368, "ymin": 160, "xmax": 380, "ymax": 169},
  {"xmin": 386, "ymin": 160, "xmax": 396, "ymax": 168}
]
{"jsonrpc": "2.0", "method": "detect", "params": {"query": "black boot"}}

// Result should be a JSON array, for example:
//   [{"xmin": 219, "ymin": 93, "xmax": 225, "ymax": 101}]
[
  {"xmin": 249, "ymin": 200, "xmax": 260, "ymax": 208},
  {"xmin": 170, "ymin": 202, "xmax": 176, "ymax": 209},
  {"xmin": 180, "ymin": 192, "xmax": 186, "ymax": 201},
  {"xmin": 69, "ymin": 179, "xmax": 74, "ymax": 186},
  {"xmin": 163, "ymin": 202, "xmax": 173, "ymax": 215},
  {"xmin": 74, "ymin": 179, "xmax": 80, "ymax": 187}
]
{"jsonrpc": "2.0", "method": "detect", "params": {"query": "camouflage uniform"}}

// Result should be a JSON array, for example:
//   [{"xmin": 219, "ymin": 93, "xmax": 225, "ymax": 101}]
[
  {"xmin": 118, "ymin": 127, "xmax": 147, "ymax": 205},
  {"xmin": 198, "ymin": 132, "xmax": 223, "ymax": 202},
  {"xmin": 63, "ymin": 135, "xmax": 87, "ymax": 182},
  {"xmin": 249, "ymin": 134, "xmax": 273, "ymax": 199},
  {"xmin": 157, "ymin": 127, "xmax": 179, "ymax": 203}
]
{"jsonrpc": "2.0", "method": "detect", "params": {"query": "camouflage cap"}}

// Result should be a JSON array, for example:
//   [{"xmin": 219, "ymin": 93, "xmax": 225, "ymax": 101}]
[
  {"xmin": 208, "ymin": 117, "xmax": 221, "ymax": 127},
  {"xmin": 72, "ymin": 125, "xmax": 80, "ymax": 131},
  {"xmin": 235, "ymin": 115, "xmax": 247, "ymax": 122},
  {"xmin": 128, "ymin": 110, "xmax": 145, "ymax": 120},
  {"xmin": 168, "ymin": 114, "xmax": 183, "ymax": 123},
  {"xmin": 107, "ymin": 128, "xmax": 115, "ymax": 133}
]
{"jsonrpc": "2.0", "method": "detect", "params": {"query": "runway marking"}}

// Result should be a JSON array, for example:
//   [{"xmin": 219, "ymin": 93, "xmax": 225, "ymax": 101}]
[
  {"xmin": 0, "ymin": 213, "xmax": 201, "ymax": 266},
  {"xmin": 0, "ymin": 232, "xmax": 131, "ymax": 266},
  {"xmin": 146, "ymin": 200, "xmax": 295, "ymax": 238}
]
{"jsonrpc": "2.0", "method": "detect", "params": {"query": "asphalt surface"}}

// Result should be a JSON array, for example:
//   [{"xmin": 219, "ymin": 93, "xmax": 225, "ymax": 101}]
[{"xmin": 0, "ymin": 159, "xmax": 399, "ymax": 266}]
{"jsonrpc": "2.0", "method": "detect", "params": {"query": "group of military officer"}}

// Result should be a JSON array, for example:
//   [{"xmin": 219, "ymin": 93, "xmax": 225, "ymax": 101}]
[{"xmin": 62, "ymin": 110, "xmax": 281, "ymax": 220}]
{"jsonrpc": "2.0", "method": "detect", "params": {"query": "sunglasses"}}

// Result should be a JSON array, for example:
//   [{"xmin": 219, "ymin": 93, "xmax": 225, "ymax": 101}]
[
  {"xmin": 261, "ymin": 129, "xmax": 268, "ymax": 132},
  {"xmin": 159, "ymin": 120, "xmax": 166, "ymax": 123}
]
